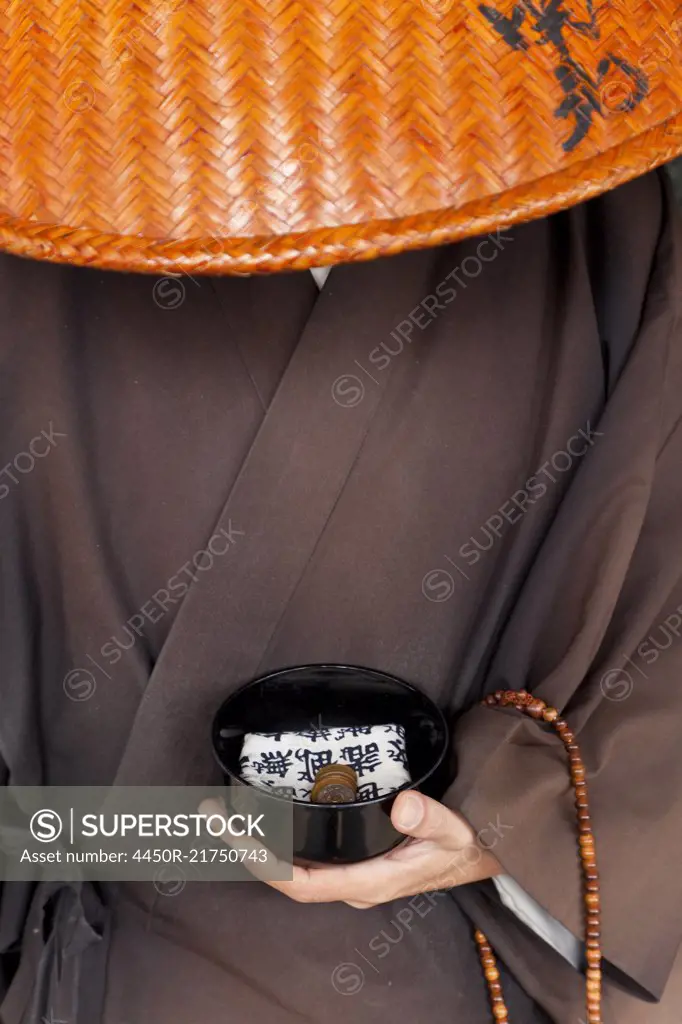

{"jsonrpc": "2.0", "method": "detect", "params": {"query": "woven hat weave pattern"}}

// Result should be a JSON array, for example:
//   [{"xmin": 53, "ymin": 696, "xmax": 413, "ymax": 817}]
[{"xmin": 1, "ymin": 0, "xmax": 682, "ymax": 274}]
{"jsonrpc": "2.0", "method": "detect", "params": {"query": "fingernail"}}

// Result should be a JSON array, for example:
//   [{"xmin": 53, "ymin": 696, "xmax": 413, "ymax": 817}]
[{"xmin": 396, "ymin": 793, "xmax": 424, "ymax": 830}]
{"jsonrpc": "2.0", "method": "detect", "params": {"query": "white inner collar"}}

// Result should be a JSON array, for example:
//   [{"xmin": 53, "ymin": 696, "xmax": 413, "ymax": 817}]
[{"xmin": 309, "ymin": 266, "xmax": 332, "ymax": 289}]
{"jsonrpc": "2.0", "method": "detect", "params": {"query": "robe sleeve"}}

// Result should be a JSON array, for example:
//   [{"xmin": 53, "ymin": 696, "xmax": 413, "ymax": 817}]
[{"xmin": 442, "ymin": 177, "xmax": 682, "ymax": 1002}]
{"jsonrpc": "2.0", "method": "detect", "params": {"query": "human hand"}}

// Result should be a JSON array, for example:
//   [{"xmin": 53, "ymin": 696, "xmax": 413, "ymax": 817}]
[{"xmin": 200, "ymin": 790, "xmax": 502, "ymax": 907}]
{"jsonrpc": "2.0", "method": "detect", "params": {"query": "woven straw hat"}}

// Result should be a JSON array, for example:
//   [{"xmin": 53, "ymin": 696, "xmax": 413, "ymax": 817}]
[{"xmin": 2, "ymin": 0, "xmax": 682, "ymax": 275}]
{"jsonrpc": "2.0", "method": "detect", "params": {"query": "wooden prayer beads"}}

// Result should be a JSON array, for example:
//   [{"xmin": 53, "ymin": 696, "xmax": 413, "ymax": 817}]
[{"xmin": 476, "ymin": 689, "xmax": 602, "ymax": 1024}]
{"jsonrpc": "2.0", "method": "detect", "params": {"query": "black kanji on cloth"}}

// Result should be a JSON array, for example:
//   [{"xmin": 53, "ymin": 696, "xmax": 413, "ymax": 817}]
[
  {"xmin": 239, "ymin": 725, "xmax": 411, "ymax": 801},
  {"xmin": 479, "ymin": 0, "xmax": 649, "ymax": 151},
  {"xmin": 333, "ymin": 725, "xmax": 373, "ymax": 739},
  {"xmin": 357, "ymin": 782, "xmax": 382, "ymax": 802},
  {"xmin": 339, "ymin": 742, "xmax": 381, "ymax": 777},
  {"xmin": 241, "ymin": 749, "xmax": 294, "ymax": 778},
  {"xmin": 295, "ymin": 747, "xmax": 334, "ymax": 784},
  {"xmin": 261, "ymin": 782, "xmax": 297, "ymax": 799},
  {"xmin": 387, "ymin": 738, "xmax": 409, "ymax": 768},
  {"xmin": 296, "ymin": 726, "xmax": 334, "ymax": 742}
]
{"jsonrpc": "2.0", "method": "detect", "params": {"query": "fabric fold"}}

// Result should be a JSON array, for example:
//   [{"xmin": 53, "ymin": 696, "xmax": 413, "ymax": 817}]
[
  {"xmin": 444, "ymin": 180, "xmax": 682, "ymax": 1003},
  {"xmin": 0, "ymin": 881, "xmax": 110, "ymax": 1024}
]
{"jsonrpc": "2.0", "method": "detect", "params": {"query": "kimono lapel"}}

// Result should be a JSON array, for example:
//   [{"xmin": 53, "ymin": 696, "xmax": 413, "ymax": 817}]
[{"xmin": 113, "ymin": 250, "xmax": 439, "ymax": 785}]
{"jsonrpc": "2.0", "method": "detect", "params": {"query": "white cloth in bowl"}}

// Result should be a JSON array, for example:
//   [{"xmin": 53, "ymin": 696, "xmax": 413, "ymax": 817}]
[{"xmin": 239, "ymin": 724, "xmax": 410, "ymax": 801}]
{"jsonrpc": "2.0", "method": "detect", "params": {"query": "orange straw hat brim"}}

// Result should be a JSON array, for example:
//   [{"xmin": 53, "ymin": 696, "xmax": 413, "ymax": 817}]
[{"xmin": 2, "ymin": 0, "xmax": 682, "ymax": 275}]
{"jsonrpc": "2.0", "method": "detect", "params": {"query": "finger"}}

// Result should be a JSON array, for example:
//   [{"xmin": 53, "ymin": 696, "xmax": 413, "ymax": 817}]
[
  {"xmin": 199, "ymin": 799, "xmax": 387, "ymax": 902},
  {"xmin": 259, "ymin": 839, "xmax": 449, "ymax": 904},
  {"xmin": 390, "ymin": 792, "xmax": 475, "ymax": 848}
]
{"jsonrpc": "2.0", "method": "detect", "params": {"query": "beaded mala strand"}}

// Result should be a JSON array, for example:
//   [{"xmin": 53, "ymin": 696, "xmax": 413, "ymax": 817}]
[{"xmin": 475, "ymin": 690, "xmax": 602, "ymax": 1024}]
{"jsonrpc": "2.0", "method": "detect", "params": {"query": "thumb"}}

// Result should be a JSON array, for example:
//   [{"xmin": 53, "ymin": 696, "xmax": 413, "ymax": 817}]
[{"xmin": 391, "ymin": 791, "xmax": 475, "ymax": 848}]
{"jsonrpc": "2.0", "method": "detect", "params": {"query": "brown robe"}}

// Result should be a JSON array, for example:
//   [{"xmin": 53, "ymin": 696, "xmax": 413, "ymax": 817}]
[{"xmin": 0, "ymin": 168, "xmax": 681, "ymax": 1024}]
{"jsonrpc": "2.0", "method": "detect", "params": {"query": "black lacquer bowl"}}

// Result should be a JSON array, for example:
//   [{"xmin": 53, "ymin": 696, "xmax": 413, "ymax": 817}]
[{"xmin": 211, "ymin": 664, "xmax": 449, "ymax": 865}]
